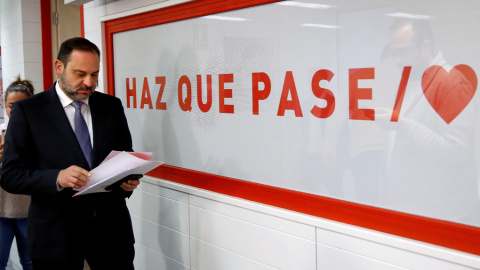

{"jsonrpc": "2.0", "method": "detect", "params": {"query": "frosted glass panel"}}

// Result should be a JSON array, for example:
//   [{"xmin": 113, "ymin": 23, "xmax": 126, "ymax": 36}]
[{"xmin": 113, "ymin": 0, "xmax": 480, "ymax": 227}]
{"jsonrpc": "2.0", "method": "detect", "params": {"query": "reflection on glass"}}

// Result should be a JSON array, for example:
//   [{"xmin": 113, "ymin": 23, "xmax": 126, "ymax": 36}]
[
  {"xmin": 322, "ymin": 15, "xmax": 479, "ymax": 226},
  {"xmin": 376, "ymin": 19, "xmax": 478, "ymax": 222}
]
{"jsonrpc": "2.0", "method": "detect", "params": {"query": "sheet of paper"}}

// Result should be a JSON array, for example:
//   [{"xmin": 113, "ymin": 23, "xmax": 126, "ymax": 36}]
[
  {"xmin": 100, "ymin": 151, "xmax": 153, "ymax": 165},
  {"xmin": 73, "ymin": 151, "xmax": 163, "ymax": 196}
]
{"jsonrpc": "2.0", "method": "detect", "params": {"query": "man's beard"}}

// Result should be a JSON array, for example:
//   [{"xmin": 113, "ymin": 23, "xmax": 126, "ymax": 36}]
[{"xmin": 59, "ymin": 72, "xmax": 95, "ymax": 101}]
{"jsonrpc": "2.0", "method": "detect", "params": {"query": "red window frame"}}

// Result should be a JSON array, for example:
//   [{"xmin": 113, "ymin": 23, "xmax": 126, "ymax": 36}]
[{"xmin": 103, "ymin": 0, "xmax": 480, "ymax": 256}]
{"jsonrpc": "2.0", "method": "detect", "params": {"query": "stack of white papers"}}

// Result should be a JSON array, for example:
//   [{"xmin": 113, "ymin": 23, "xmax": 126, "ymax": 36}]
[{"xmin": 73, "ymin": 151, "xmax": 163, "ymax": 196}]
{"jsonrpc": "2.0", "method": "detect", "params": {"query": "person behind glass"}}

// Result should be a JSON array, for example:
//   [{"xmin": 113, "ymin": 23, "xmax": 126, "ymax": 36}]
[
  {"xmin": 0, "ymin": 76, "xmax": 34, "ymax": 270},
  {"xmin": 1, "ymin": 37, "xmax": 139, "ymax": 270}
]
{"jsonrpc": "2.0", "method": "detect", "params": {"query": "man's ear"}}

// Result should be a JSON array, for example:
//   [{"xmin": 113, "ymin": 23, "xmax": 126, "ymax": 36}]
[{"xmin": 54, "ymin": 60, "xmax": 64, "ymax": 76}]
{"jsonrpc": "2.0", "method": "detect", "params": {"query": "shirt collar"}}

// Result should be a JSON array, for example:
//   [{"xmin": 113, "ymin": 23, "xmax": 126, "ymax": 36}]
[{"xmin": 55, "ymin": 80, "xmax": 90, "ymax": 108}]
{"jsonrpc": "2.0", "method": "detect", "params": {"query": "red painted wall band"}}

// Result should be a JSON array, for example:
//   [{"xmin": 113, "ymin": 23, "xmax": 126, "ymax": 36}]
[
  {"xmin": 81, "ymin": 5, "xmax": 85, "ymax": 38},
  {"xmin": 40, "ymin": 0, "xmax": 53, "ymax": 90},
  {"xmin": 104, "ymin": 0, "xmax": 480, "ymax": 256},
  {"xmin": 41, "ymin": 2, "xmax": 85, "ymax": 90}
]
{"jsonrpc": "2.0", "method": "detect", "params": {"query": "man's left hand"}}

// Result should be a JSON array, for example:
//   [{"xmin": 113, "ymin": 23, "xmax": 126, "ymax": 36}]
[{"xmin": 121, "ymin": 179, "xmax": 140, "ymax": 192}]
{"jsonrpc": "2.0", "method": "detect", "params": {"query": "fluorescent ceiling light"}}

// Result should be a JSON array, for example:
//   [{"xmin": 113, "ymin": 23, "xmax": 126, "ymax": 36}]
[
  {"xmin": 277, "ymin": 1, "xmax": 333, "ymax": 9},
  {"xmin": 387, "ymin": 12, "xmax": 432, "ymax": 20},
  {"xmin": 302, "ymin": 23, "xmax": 340, "ymax": 29},
  {"xmin": 203, "ymin": 15, "xmax": 248, "ymax": 21}
]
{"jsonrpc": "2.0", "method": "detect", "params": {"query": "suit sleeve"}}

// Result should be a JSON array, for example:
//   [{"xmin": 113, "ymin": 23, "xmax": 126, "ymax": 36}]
[
  {"xmin": 0, "ymin": 102, "xmax": 60, "ymax": 196},
  {"xmin": 109, "ymin": 97, "xmax": 135, "ymax": 197},
  {"xmin": 116, "ymin": 97, "xmax": 133, "ymax": 153}
]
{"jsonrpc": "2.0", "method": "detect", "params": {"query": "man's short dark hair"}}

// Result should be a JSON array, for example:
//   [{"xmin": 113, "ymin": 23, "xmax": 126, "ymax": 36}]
[
  {"xmin": 57, "ymin": 37, "xmax": 101, "ymax": 67},
  {"xmin": 390, "ymin": 18, "xmax": 434, "ymax": 48}
]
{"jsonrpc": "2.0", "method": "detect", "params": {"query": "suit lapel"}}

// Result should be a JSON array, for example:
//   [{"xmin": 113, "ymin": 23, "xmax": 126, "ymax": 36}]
[{"xmin": 89, "ymin": 92, "xmax": 106, "ymax": 167}]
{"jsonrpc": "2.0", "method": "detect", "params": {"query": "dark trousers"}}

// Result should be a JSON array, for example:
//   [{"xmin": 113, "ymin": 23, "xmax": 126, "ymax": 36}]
[
  {"xmin": 32, "ymin": 242, "xmax": 134, "ymax": 270},
  {"xmin": 31, "ymin": 208, "xmax": 135, "ymax": 270}
]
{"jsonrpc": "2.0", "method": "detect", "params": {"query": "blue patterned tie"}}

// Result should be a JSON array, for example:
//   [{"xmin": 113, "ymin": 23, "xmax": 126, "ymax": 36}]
[{"xmin": 71, "ymin": 101, "xmax": 93, "ymax": 168}]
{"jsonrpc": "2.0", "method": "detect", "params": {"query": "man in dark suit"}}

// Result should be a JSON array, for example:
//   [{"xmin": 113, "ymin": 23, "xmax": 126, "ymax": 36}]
[{"xmin": 1, "ymin": 37, "xmax": 139, "ymax": 269}]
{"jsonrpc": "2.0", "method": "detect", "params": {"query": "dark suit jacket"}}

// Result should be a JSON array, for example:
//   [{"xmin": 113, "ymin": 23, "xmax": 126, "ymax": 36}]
[{"xmin": 1, "ymin": 84, "xmax": 135, "ymax": 261}]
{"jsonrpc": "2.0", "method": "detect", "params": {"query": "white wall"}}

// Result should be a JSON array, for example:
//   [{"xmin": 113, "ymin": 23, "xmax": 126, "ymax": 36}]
[
  {"xmin": 129, "ymin": 177, "xmax": 480, "ymax": 270},
  {"xmin": 0, "ymin": 0, "xmax": 43, "ymax": 95},
  {"xmin": 82, "ymin": 0, "xmax": 480, "ymax": 269}
]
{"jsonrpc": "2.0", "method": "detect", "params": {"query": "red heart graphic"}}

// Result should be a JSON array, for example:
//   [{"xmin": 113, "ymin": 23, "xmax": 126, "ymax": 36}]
[{"xmin": 421, "ymin": 64, "xmax": 477, "ymax": 124}]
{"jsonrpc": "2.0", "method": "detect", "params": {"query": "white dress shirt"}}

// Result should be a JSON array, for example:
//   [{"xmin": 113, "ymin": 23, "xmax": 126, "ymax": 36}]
[{"xmin": 55, "ymin": 81, "xmax": 93, "ymax": 147}]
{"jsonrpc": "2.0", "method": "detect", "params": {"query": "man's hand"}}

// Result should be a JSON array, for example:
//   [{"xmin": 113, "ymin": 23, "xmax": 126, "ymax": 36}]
[
  {"xmin": 58, "ymin": 165, "xmax": 91, "ymax": 189},
  {"xmin": 120, "ymin": 180, "xmax": 140, "ymax": 192}
]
